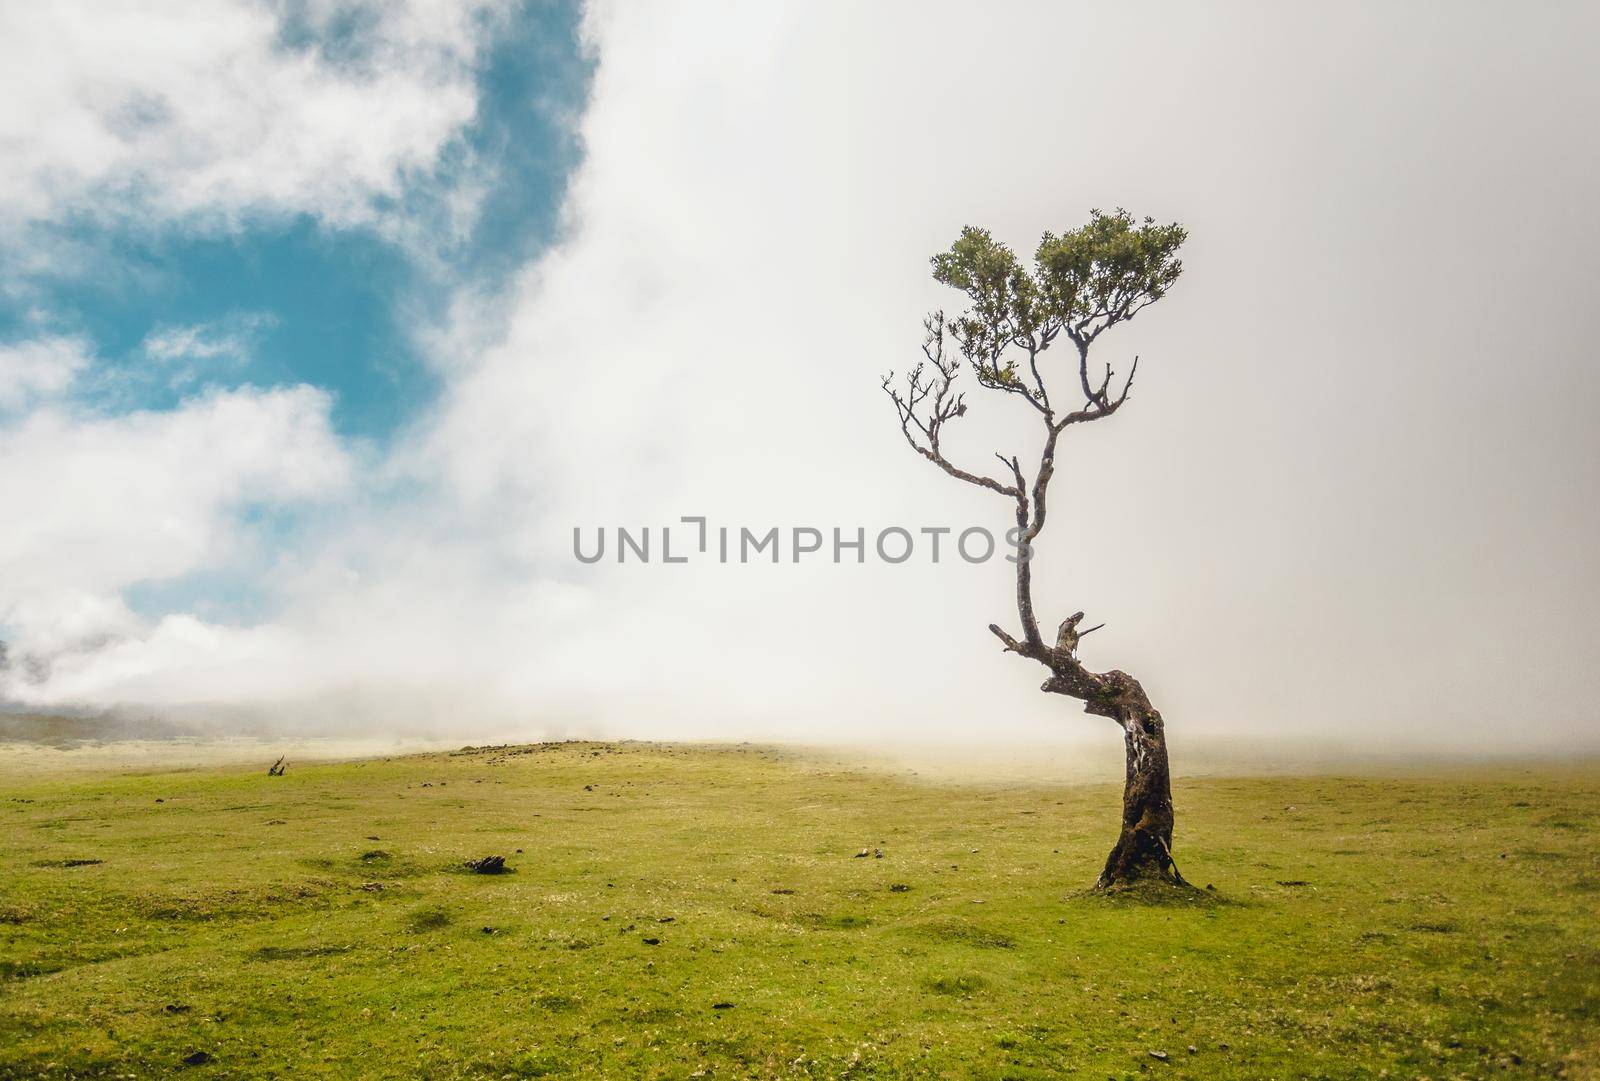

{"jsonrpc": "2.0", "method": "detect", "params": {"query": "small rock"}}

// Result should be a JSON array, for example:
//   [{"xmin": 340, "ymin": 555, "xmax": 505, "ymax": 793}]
[
  {"xmin": 1149, "ymin": 1049, "xmax": 1168, "ymax": 1060},
  {"xmin": 1187, "ymin": 1045, "xmax": 1197, "ymax": 1054},
  {"xmin": 182, "ymin": 1051, "xmax": 211, "ymax": 1067},
  {"xmin": 873, "ymin": 848, "xmax": 884, "ymax": 858},
  {"xmin": 642, "ymin": 936, "xmax": 660, "ymax": 945},
  {"xmin": 853, "ymin": 849, "xmax": 870, "ymax": 858}
]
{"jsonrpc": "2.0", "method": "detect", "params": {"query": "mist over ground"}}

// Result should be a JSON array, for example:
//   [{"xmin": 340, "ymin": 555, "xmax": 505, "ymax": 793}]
[{"xmin": 1, "ymin": 2, "xmax": 1597, "ymax": 756}]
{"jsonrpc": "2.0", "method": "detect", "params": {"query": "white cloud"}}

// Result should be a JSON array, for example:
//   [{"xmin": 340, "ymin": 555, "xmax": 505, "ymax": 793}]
[
  {"xmin": 0, "ymin": 0, "xmax": 506, "ymax": 250},
  {"xmin": 0, "ymin": 335, "xmax": 93, "ymax": 410},
  {"xmin": 6, "ymin": 2, "xmax": 1600, "ymax": 755},
  {"xmin": 369, "ymin": 0, "xmax": 1600, "ymax": 748},
  {"xmin": 138, "ymin": 313, "xmax": 277, "ymax": 390},
  {"xmin": 143, "ymin": 322, "xmax": 252, "ymax": 365},
  {"xmin": 0, "ymin": 384, "xmax": 351, "ymax": 676}
]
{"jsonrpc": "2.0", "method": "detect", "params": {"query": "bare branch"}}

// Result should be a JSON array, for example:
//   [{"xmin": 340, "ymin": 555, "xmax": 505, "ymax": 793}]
[
  {"xmin": 1112, "ymin": 354, "xmax": 1139, "ymax": 408},
  {"xmin": 1023, "ymin": 338, "xmax": 1052, "ymax": 414},
  {"xmin": 881, "ymin": 317, "xmax": 1021, "ymax": 500}
]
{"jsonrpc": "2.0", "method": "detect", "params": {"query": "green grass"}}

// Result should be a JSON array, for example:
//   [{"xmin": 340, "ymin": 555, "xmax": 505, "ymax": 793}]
[{"xmin": 0, "ymin": 742, "xmax": 1596, "ymax": 1078}]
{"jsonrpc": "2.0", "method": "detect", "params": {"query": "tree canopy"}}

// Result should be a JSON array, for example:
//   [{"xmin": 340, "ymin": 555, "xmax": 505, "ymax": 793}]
[{"xmin": 926, "ymin": 209, "xmax": 1186, "ymax": 406}]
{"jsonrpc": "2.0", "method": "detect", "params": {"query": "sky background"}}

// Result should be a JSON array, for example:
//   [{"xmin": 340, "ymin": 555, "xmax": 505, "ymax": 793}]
[{"xmin": 1, "ymin": 1, "xmax": 1597, "ymax": 754}]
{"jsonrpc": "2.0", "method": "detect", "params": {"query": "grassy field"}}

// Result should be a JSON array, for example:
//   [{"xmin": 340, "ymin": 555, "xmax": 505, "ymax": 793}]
[{"xmin": 1, "ymin": 742, "xmax": 1596, "ymax": 1079}]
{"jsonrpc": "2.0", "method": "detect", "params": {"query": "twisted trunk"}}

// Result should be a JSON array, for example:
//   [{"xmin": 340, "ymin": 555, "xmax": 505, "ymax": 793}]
[
  {"xmin": 1095, "ymin": 682, "xmax": 1180, "ymax": 888},
  {"xmin": 991, "ymin": 624, "xmax": 1186, "ymax": 890}
]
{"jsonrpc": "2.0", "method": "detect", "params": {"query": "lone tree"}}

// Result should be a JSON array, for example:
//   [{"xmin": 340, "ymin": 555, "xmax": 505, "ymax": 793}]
[{"xmin": 883, "ymin": 209, "xmax": 1190, "ymax": 890}]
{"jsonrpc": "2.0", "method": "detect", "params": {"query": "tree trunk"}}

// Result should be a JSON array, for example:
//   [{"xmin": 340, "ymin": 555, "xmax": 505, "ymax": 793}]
[
  {"xmin": 1096, "ymin": 699, "xmax": 1182, "ymax": 889},
  {"xmin": 989, "ymin": 624, "xmax": 1189, "ymax": 891}
]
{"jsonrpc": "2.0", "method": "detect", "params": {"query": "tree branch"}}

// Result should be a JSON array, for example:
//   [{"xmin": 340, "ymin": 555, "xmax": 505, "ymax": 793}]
[{"xmin": 881, "ymin": 316, "xmax": 1022, "ymax": 500}]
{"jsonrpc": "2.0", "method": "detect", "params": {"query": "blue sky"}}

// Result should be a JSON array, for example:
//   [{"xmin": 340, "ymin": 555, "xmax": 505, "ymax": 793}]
[{"xmin": 0, "ymin": 0, "xmax": 590, "ymax": 441}]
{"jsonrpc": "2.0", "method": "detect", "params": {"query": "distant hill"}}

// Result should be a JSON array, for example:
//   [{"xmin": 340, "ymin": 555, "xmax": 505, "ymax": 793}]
[{"xmin": 0, "ymin": 710, "xmax": 196, "ymax": 747}]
